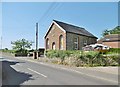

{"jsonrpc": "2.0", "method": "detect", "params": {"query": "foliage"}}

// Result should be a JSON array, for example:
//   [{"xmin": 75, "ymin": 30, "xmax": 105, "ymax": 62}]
[
  {"xmin": 45, "ymin": 50, "xmax": 119, "ymax": 67},
  {"xmin": 11, "ymin": 38, "xmax": 33, "ymax": 54},
  {"xmin": 1, "ymin": 48, "xmax": 15, "ymax": 53},
  {"xmin": 45, "ymin": 50, "xmax": 81, "ymax": 59},
  {"xmin": 109, "ymin": 26, "xmax": 120, "ymax": 34},
  {"xmin": 4, "ymin": 48, "xmax": 8, "ymax": 50},
  {"xmin": 102, "ymin": 29, "xmax": 110, "ymax": 37},
  {"xmin": 102, "ymin": 26, "xmax": 120, "ymax": 37},
  {"xmin": 108, "ymin": 48, "xmax": 120, "ymax": 53}
]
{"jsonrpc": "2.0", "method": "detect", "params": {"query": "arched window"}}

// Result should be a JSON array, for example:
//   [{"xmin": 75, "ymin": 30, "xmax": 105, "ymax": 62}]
[
  {"xmin": 59, "ymin": 35, "xmax": 63, "ymax": 50},
  {"xmin": 46, "ymin": 38, "xmax": 49, "ymax": 49},
  {"xmin": 52, "ymin": 42, "xmax": 56, "ymax": 50}
]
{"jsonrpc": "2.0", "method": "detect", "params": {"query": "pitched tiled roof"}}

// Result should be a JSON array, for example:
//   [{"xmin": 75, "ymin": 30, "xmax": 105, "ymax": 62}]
[
  {"xmin": 53, "ymin": 20, "xmax": 97, "ymax": 38},
  {"xmin": 98, "ymin": 34, "xmax": 120, "ymax": 43}
]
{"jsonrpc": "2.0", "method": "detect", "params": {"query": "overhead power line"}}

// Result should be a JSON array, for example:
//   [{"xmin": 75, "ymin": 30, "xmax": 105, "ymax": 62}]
[
  {"xmin": 37, "ymin": 2, "xmax": 62, "ymax": 24},
  {"xmin": 34, "ymin": 1, "xmax": 62, "ymax": 51},
  {"xmin": 41, "ymin": 3, "xmax": 62, "ymax": 25}
]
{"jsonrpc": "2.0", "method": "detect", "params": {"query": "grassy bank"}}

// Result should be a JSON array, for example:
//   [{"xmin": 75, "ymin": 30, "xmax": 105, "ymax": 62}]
[{"xmin": 45, "ymin": 50, "xmax": 119, "ymax": 67}]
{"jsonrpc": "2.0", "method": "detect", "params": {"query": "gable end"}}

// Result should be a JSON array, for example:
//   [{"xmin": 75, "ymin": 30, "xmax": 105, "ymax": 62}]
[{"xmin": 44, "ymin": 21, "xmax": 66, "ymax": 38}]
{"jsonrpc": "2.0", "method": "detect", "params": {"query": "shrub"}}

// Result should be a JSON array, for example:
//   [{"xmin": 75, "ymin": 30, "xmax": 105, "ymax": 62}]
[
  {"xmin": 45, "ymin": 50, "xmax": 57, "ymax": 58},
  {"xmin": 45, "ymin": 50, "xmax": 119, "ymax": 67},
  {"xmin": 105, "ymin": 54, "xmax": 119, "ymax": 66},
  {"xmin": 15, "ymin": 53, "xmax": 27, "ymax": 57},
  {"xmin": 108, "ymin": 48, "xmax": 120, "ymax": 53}
]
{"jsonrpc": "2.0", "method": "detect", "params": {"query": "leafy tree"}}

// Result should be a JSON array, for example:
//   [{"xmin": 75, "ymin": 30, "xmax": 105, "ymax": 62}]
[
  {"xmin": 102, "ymin": 29, "xmax": 110, "ymax": 37},
  {"xmin": 4, "ymin": 48, "xmax": 8, "ymax": 50},
  {"xmin": 109, "ymin": 26, "xmax": 120, "ymax": 34},
  {"xmin": 11, "ymin": 38, "xmax": 33, "ymax": 53},
  {"xmin": 102, "ymin": 26, "xmax": 120, "ymax": 37}
]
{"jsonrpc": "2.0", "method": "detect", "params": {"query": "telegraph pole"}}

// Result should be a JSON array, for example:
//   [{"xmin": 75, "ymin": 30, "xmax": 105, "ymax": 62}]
[
  {"xmin": 0, "ymin": 36, "xmax": 2, "ymax": 57},
  {"xmin": 34, "ymin": 23, "xmax": 38, "ymax": 59},
  {"xmin": 36, "ymin": 23, "xmax": 38, "ymax": 51}
]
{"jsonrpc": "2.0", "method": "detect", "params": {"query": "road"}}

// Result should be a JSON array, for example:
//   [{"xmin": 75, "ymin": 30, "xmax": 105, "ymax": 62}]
[{"xmin": 1, "ymin": 57, "xmax": 119, "ymax": 86}]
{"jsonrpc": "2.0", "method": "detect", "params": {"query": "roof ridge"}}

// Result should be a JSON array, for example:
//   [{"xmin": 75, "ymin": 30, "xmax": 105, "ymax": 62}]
[
  {"xmin": 53, "ymin": 20, "xmax": 85, "ymax": 29},
  {"xmin": 53, "ymin": 20, "xmax": 97, "ymax": 38}
]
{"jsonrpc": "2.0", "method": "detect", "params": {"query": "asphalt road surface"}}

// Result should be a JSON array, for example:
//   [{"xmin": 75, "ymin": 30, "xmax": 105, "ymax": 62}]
[{"xmin": 1, "ymin": 57, "xmax": 118, "ymax": 86}]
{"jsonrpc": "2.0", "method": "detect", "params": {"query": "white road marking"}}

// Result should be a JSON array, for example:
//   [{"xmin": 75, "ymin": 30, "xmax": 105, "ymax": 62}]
[
  {"xmin": 17, "ymin": 63, "xmax": 22, "ymax": 66},
  {"xmin": 27, "ymin": 68, "xmax": 47, "ymax": 78},
  {"xmin": 15, "ymin": 58, "xmax": 118, "ymax": 84}
]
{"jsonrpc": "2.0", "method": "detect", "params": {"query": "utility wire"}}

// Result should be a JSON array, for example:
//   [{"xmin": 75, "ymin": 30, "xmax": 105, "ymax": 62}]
[
  {"xmin": 37, "ymin": 2, "xmax": 62, "ymax": 27},
  {"xmin": 37, "ymin": 2, "xmax": 57, "ymax": 23},
  {"xmin": 37, "ymin": 2, "xmax": 61, "ymax": 24},
  {"xmin": 42, "ymin": 3, "xmax": 62, "ymax": 24}
]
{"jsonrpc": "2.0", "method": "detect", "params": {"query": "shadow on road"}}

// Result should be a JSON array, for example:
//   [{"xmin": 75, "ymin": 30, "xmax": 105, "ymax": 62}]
[{"xmin": 2, "ymin": 60, "xmax": 33, "ymax": 86}]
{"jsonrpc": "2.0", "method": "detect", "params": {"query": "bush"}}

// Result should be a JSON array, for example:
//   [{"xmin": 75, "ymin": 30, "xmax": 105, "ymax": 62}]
[
  {"xmin": 108, "ymin": 48, "xmax": 120, "ymax": 53},
  {"xmin": 15, "ymin": 53, "xmax": 27, "ymax": 57},
  {"xmin": 45, "ymin": 50, "xmax": 58, "ymax": 58},
  {"xmin": 105, "ymin": 54, "xmax": 119, "ymax": 66},
  {"xmin": 45, "ymin": 50, "xmax": 72, "ymax": 59},
  {"xmin": 1, "ymin": 49, "xmax": 15, "ymax": 53},
  {"xmin": 45, "ymin": 50, "xmax": 119, "ymax": 67},
  {"xmin": 14, "ymin": 49, "xmax": 28, "ymax": 57}
]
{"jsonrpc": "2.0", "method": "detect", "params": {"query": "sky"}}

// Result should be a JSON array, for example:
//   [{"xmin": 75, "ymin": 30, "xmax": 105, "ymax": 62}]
[{"xmin": 1, "ymin": 2, "xmax": 118, "ymax": 49}]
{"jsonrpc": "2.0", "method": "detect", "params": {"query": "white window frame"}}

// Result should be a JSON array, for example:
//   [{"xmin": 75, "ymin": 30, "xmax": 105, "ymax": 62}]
[
  {"xmin": 74, "ymin": 37, "xmax": 78, "ymax": 50},
  {"xmin": 83, "ymin": 39, "xmax": 87, "ymax": 46}
]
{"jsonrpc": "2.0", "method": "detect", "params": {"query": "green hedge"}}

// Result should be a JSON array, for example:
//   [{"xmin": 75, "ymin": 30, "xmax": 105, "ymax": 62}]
[
  {"xmin": 1, "ymin": 49, "xmax": 15, "ymax": 53},
  {"xmin": 45, "ymin": 50, "xmax": 72, "ymax": 59},
  {"xmin": 108, "ymin": 48, "xmax": 120, "ymax": 53},
  {"xmin": 45, "ymin": 50, "xmax": 83, "ymax": 59},
  {"xmin": 45, "ymin": 50, "xmax": 119, "ymax": 67}
]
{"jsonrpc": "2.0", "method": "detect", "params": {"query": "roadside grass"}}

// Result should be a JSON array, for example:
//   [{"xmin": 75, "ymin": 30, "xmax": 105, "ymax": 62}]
[
  {"xmin": 45, "ymin": 49, "xmax": 119, "ymax": 67},
  {"xmin": 1, "ymin": 48, "xmax": 119, "ymax": 67}
]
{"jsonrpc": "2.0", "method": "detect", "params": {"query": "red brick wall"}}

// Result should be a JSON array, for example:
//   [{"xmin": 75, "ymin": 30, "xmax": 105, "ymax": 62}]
[
  {"xmin": 45, "ymin": 23, "xmax": 97, "ymax": 50},
  {"xmin": 103, "ymin": 41, "xmax": 120, "ymax": 48},
  {"xmin": 45, "ymin": 23, "xmax": 66, "ymax": 50}
]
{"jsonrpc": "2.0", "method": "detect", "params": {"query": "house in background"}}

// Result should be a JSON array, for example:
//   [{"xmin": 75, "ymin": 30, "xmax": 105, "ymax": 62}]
[
  {"xmin": 97, "ymin": 34, "xmax": 120, "ymax": 48},
  {"xmin": 44, "ymin": 20, "xmax": 97, "ymax": 50}
]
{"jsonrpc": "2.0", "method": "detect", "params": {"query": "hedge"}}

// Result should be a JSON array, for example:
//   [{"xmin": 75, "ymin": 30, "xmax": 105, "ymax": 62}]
[
  {"xmin": 45, "ymin": 50, "xmax": 119, "ymax": 67},
  {"xmin": 108, "ymin": 48, "xmax": 120, "ymax": 53}
]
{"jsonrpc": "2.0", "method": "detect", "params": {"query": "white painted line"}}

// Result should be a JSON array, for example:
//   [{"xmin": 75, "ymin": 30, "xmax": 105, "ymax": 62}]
[
  {"xmin": 38, "ymin": 62, "xmax": 118, "ymax": 83},
  {"xmin": 27, "ymin": 68, "xmax": 47, "ymax": 78},
  {"xmin": 39, "ymin": 62, "xmax": 118, "ymax": 83},
  {"xmin": 17, "ymin": 63, "xmax": 22, "ymax": 66},
  {"xmin": 15, "ymin": 57, "xmax": 118, "ymax": 84}
]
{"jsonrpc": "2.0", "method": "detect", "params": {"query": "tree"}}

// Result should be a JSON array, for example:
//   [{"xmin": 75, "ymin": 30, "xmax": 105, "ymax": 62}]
[
  {"xmin": 109, "ymin": 26, "xmax": 120, "ymax": 34},
  {"xmin": 102, "ymin": 29, "xmax": 110, "ymax": 37},
  {"xmin": 4, "ymin": 48, "xmax": 8, "ymax": 50},
  {"xmin": 102, "ymin": 26, "xmax": 120, "ymax": 37},
  {"xmin": 11, "ymin": 38, "xmax": 33, "ymax": 53}
]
